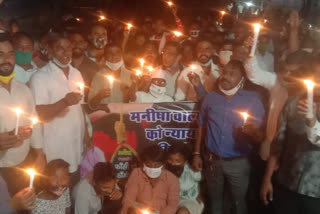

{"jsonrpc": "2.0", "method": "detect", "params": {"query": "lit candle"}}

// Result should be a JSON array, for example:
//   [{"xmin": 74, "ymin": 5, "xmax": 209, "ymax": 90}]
[
  {"xmin": 31, "ymin": 117, "xmax": 38, "ymax": 129},
  {"xmin": 249, "ymin": 23, "xmax": 261, "ymax": 58},
  {"xmin": 136, "ymin": 70, "xmax": 142, "ymax": 77},
  {"xmin": 107, "ymin": 76, "xmax": 115, "ymax": 92},
  {"xmin": 221, "ymin": 10, "xmax": 226, "ymax": 16},
  {"xmin": 190, "ymin": 64, "xmax": 196, "ymax": 75},
  {"xmin": 240, "ymin": 112, "xmax": 249, "ymax": 125},
  {"xmin": 26, "ymin": 169, "xmax": 36, "ymax": 189},
  {"xmin": 14, "ymin": 108, "xmax": 22, "ymax": 136},
  {"xmin": 141, "ymin": 210, "xmax": 150, "ymax": 214},
  {"xmin": 77, "ymin": 82, "xmax": 85, "ymax": 96},
  {"xmin": 99, "ymin": 15, "xmax": 106, "ymax": 21},
  {"xmin": 173, "ymin": 31, "xmax": 182, "ymax": 37},
  {"xmin": 167, "ymin": 1, "xmax": 173, "ymax": 7},
  {"xmin": 147, "ymin": 66, "xmax": 153, "ymax": 75},
  {"xmin": 75, "ymin": 18, "xmax": 81, "ymax": 22},
  {"xmin": 127, "ymin": 23, "xmax": 133, "ymax": 31},
  {"xmin": 139, "ymin": 58, "xmax": 145, "ymax": 71},
  {"xmin": 304, "ymin": 80, "xmax": 315, "ymax": 119}
]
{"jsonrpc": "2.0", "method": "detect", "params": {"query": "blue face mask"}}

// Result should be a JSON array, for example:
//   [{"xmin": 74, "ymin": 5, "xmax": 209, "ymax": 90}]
[{"xmin": 15, "ymin": 50, "xmax": 33, "ymax": 65}]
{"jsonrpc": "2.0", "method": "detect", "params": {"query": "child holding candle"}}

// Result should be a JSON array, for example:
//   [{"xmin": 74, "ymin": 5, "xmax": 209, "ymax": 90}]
[{"xmin": 32, "ymin": 159, "xmax": 71, "ymax": 214}]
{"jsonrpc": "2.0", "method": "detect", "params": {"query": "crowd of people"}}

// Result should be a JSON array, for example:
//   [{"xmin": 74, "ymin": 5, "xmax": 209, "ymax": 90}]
[{"xmin": 0, "ymin": 1, "xmax": 320, "ymax": 214}]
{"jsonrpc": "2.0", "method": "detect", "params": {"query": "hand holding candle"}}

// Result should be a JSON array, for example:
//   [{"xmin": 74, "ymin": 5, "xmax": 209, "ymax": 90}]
[
  {"xmin": 26, "ymin": 169, "xmax": 36, "ymax": 189},
  {"xmin": 249, "ymin": 23, "xmax": 261, "ymax": 58},
  {"xmin": 14, "ymin": 108, "xmax": 22, "ymax": 136},
  {"xmin": 139, "ymin": 58, "xmax": 145, "ymax": 71},
  {"xmin": 304, "ymin": 80, "xmax": 315, "ymax": 119},
  {"xmin": 127, "ymin": 23, "xmax": 133, "ymax": 31}
]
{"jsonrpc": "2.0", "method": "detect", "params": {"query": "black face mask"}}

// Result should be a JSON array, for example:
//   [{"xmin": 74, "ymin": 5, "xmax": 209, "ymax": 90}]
[{"xmin": 166, "ymin": 164, "xmax": 184, "ymax": 177}]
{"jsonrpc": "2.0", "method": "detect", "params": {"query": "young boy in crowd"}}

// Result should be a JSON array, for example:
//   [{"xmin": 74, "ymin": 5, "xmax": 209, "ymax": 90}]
[{"xmin": 166, "ymin": 143, "xmax": 203, "ymax": 214}]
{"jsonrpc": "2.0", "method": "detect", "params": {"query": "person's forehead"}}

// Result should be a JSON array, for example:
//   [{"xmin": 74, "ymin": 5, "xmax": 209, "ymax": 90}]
[
  {"xmin": 70, "ymin": 34, "xmax": 85, "ymax": 41},
  {"xmin": 197, "ymin": 41, "xmax": 212, "ymax": 49},
  {"xmin": 164, "ymin": 45, "xmax": 177, "ymax": 53},
  {"xmin": 92, "ymin": 26, "xmax": 107, "ymax": 34},
  {"xmin": 0, "ymin": 41, "xmax": 14, "ymax": 52},
  {"xmin": 169, "ymin": 152, "xmax": 185, "ymax": 160},
  {"xmin": 55, "ymin": 38, "xmax": 71, "ymax": 48},
  {"xmin": 106, "ymin": 47, "xmax": 121, "ymax": 54}
]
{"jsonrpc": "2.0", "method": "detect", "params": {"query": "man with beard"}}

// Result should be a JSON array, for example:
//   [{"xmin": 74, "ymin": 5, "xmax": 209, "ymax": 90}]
[
  {"xmin": 70, "ymin": 33, "xmax": 99, "ymax": 101},
  {"xmin": 175, "ymin": 39, "xmax": 220, "ymax": 102},
  {"xmin": 0, "ymin": 33, "xmax": 44, "ymax": 196},
  {"xmin": 86, "ymin": 24, "xmax": 108, "ymax": 64},
  {"xmin": 29, "ymin": 35, "xmax": 88, "ymax": 189},
  {"xmin": 88, "ymin": 44, "xmax": 133, "ymax": 107},
  {"xmin": 192, "ymin": 60, "xmax": 265, "ymax": 214}
]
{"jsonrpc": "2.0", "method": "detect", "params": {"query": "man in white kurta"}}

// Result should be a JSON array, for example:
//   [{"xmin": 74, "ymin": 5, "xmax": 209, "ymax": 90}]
[{"xmin": 29, "ymin": 37, "xmax": 85, "ymax": 185}]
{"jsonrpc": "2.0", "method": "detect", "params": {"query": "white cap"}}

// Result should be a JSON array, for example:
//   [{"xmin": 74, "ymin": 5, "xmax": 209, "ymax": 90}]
[{"xmin": 151, "ymin": 69, "xmax": 166, "ymax": 80}]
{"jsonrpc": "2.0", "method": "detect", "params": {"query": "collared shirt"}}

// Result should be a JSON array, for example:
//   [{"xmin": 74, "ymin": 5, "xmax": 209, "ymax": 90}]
[
  {"xmin": 121, "ymin": 168, "xmax": 180, "ymax": 214},
  {"xmin": 0, "ymin": 79, "xmax": 42, "ymax": 167},
  {"xmin": 73, "ymin": 179, "xmax": 101, "ymax": 214},
  {"xmin": 271, "ymin": 96, "xmax": 320, "ymax": 198},
  {"xmin": 29, "ymin": 61, "xmax": 85, "ymax": 173},
  {"xmin": 179, "ymin": 164, "xmax": 201, "ymax": 201},
  {"xmin": 14, "ymin": 61, "xmax": 38, "ymax": 84},
  {"xmin": 199, "ymin": 89, "xmax": 265, "ymax": 158},
  {"xmin": 88, "ymin": 66, "xmax": 132, "ymax": 104},
  {"xmin": 175, "ymin": 62, "xmax": 220, "ymax": 102}
]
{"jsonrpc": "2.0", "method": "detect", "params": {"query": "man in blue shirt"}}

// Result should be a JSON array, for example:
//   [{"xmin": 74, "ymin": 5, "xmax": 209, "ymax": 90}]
[{"xmin": 192, "ymin": 60, "xmax": 265, "ymax": 214}]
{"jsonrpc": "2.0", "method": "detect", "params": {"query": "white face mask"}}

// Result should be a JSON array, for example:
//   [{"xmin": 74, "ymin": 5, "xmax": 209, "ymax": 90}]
[
  {"xmin": 149, "ymin": 83, "xmax": 166, "ymax": 98},
  {"xmin": 105, "ymin": 60, "xmax": 124, "ymax": 71},
  {"xmin": 190, "ymin": 30, "xmax": 200, "ymax": 38},
  {"xmin": 219, "ymin": 50, "xmax": 233, "ymax": 65},
  {"xmin": 143, "ymin": 164, "xmax": 163, "ymax": 178},
  {"xmin": 93, "ymin": 37, "xmax": 107, "ymax": 49},
  {"xmin": 219, "ymin": 77, "xmax": 244, "ymax": 96},
  {"xmin": 52, "ymin": 58, "xmax": 71, "ymax": 68},
  {"xmin": 51, "ymin": 187, "xmax": 66, "ymax": 197},
  {"xmin": 302, "ymin": 48, "xmax": 313, "ymax": 53}
]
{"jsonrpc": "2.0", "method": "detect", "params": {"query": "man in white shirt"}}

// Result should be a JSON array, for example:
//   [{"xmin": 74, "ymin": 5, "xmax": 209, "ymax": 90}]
[
  {"xmin": 12, "ymin": 33, "xmax": 38, "ymax": 84},
  {"xmin": 0, "ymin": 34, "xmax": 44, "ymax": 196},
  {"xmin": 255, "ymin": 33, "xmax": 274, "ymax": 73},
  {"xmin": 160, "ymin": 41, "xmax": 182, "ymax": 98},
  {"xmin": 175, "ymin": 39, "xmax": 220, "ymax": 102},
  {"xmin": 29, "ymin": 35, "xmax": 87, "ymax": 188}
]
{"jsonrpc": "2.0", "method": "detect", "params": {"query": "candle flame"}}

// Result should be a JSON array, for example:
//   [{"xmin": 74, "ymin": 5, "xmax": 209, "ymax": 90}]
[
  {"xmin": 107, "ymin": 76, "xmax": 114, "ymax": 84},
  {"xmin": 264, "ymin": 19, "xmax": 268, "ymax": 23},
  {"xmin": 141, "ymin": 210, "xmax": 150, "ymax": 214},
  {"xmin": 77, "ymin": 82, "xmax": 85, "ymax": 89},
  {"xmin": 75, "ymin": 18, "xmax": 81, "ymax": 22},
  {"xmin": 136, "ymin": 70, "xmax": 142, "ymax": 76},
  {"xmin": 221, "ymin": 11, "xmax": 226, "ymax": 15},
  {"xmin": 190, "ymin": 64, "xmax": 196, "ymax": 70},
  {"xmin": 14, "ymin": 108, "xmax": 22, "ymax": 115},
  {"xmin": 253, "ymin": 23, "xmax": 261, "ymax": 33},
  {"xmin": 240, "ymin": 112, "xmax": 249, "ymax": 120},
  {"xmin": 147, "ymin": 66, "xmax": 154, "ymax": 72},
  {"xmin": 304, "ymin": 80, "xmax": 315, "ymax": 90},
  {"xmin": 173, "ymin": 31, "xmax": 182, "ymax": 37},
  {"xmin": 127, "ymin": 23, "xmax": 133, "ymax": 30},
  {"xmin": 26, "ymin": 169, "xmax": 36, "ymax": 176},
  {"xmin": 167, "ymin": 1, "xmax": 173, "ymax": 6},
  {"xmin": 139, "ymin": 58, "xmax": 145, "ymax": 66},
  {"xmin": 99, "ymin": 15, "xmax": 106, "ymax": 21},
  {"xmin": 31, "ymin": 117, "xmax": 38, "ymax": 125}
]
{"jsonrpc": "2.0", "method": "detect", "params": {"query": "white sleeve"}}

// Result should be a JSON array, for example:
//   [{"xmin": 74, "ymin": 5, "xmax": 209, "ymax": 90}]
[
  {"xmin": 74, "ymin": 184, "xmax": 91, "ymax": 214},
  {"xmin": 244, "ymin": 57, "xmax": 277, "ymax": 91},
  {"xmin": 306, "ymin": 120, "xmax": 320, "ymax": 147}
]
